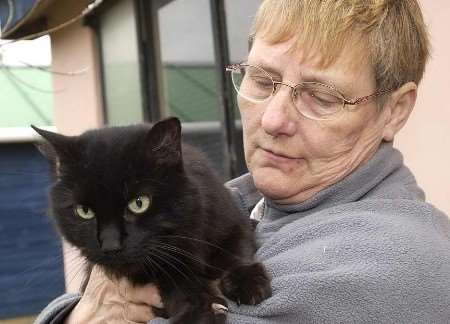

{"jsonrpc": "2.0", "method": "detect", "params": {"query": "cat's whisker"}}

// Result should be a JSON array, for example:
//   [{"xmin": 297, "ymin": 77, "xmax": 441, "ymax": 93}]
[
  {"xmin": 123, "ymin": 182, "xmax": 130, "ymax": 200},
  {"xmin": 139, "ymin": 256, "xmax": 155, "ymax": 279},
  {"xmin": 0, "ymin": 171, "xmax": 49, "ymax": 176},
  {"xmin": 63, "ymin": 253, "xmax": 88, "ymax": 270},
  {"xmin": 151, "ymin": 242, "xmax": 226, "ymax": 273},
  {"xmin": 65, "ymin": 258, "xmax": 89, "ymax": 292},
  {"xmin": 136, "ymin": 178, "xmax": 166, "ymax": 186},
  {"xmin": 147, "ymin": 249, "xmax": 193, "ymax": 284},
  {"xmin": 142, "ymin": 254, "xmax": 182, "ymax": 293},
  {"xmin": 155, "ymin": 235, "xmax": 246, "ymax": 261},
  {"xmin": 60, "ymin": 249, "xmax": 85, "ymax": 263},
  {"xmin": 64, "ymin": 260, "xmax": 87, "ymax": 284},
  {"xmin": 149, "ymin": 247, "xmax": 204, "ymax": 286},
  {"xmin": 18, "ymin": 251, "xmax": 84, "ymax": 291},
  {"xmin": 12, "ymin": 254, "xmax": 65, "ymax": 295},
  {"xmin": 17, "ymin": 254, "xmax": 62, "ymax": 276}
]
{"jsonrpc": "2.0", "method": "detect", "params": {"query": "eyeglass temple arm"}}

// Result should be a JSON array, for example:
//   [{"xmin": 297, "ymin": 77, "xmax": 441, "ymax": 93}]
[
  {"xmin": 226, "ymin": 63, "xmax": 243, "ymax": 72},
  {"xmin": 344, "ymin": 89, "xmax": 392, "ymax": 105}
]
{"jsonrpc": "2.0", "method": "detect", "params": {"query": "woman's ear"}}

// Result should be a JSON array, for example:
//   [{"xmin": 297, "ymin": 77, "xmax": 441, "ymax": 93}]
[{"xmin": 382, "ymin": 82, "xmax": 418, "ymax": 142}]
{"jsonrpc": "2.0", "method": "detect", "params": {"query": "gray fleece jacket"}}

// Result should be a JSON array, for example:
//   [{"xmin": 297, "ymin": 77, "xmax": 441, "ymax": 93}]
[{"xmin": 34, "ymin": 142, "xmax": 450, "ymax": 324}]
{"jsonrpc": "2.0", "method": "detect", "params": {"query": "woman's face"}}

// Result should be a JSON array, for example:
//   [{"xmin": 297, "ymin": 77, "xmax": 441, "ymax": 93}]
[{"xmin": 240, "ymin": 37, "xmax": 391, "ymax": 204}]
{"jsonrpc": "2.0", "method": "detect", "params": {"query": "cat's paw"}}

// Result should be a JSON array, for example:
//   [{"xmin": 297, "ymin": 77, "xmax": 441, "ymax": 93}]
[
  {"xmin": 170, "ymin": 295, "xmax": 227, "ymax": 324},
  {"xmin": 219, "ymin": 262, "xmax": 272, "ymax": 305},
  {"xmin": 205, "ymin": 296, "xmax": 228, "ymax": 324},
  {"xmin": 152, "ymin": 307, "xmax": 169, "ymax": 319}
]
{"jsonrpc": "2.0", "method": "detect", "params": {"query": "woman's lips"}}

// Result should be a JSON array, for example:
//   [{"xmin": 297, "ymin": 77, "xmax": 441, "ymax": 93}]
[{"xmin": 260, "ymin": 147, "xmax": 301, "ymax": 164}]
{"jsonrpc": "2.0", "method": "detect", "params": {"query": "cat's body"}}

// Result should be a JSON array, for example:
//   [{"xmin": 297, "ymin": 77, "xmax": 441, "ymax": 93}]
[{"xmin": 33, "ymin": 118, "xmax": 271, "ymax": 324}]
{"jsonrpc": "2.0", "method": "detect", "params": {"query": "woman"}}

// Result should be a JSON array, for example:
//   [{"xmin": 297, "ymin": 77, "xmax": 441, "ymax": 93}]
[{"xmin": 36, "ymin": 0, "xmax": 450, "ymax": 323}]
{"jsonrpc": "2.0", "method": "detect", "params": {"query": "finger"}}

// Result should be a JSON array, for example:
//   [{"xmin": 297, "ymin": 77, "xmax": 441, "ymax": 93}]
[
  {"xmin": 119, "ymin": 279, "xmax": 163, "ymax": 308},
  {"xmin": 83, "ymin": 266, "xmax": 114, "ymax": 298},
  {"xmin": 123, "ymin": 303, "xmax": 155, "ymax": 323}
]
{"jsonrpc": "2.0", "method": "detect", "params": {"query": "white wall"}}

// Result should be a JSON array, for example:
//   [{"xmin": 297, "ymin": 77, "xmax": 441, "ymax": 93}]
[{"xmin": 395, "ymin": 1, "xmax": 450, "ymax": 215}]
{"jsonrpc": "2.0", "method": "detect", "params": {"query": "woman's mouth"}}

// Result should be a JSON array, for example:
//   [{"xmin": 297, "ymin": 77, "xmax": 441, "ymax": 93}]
[{"xmin": 260, "ymin": 147, "xmax": 301, "ymax": 164}]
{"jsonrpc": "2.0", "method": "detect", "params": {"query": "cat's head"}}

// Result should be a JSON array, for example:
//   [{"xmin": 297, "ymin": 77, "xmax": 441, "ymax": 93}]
[{"xmin": 33, "ymin": 118, "xmax": 198, "ymax": 278}]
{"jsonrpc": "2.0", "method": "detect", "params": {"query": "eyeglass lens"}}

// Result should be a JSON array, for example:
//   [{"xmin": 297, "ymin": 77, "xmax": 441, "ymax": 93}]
[{"xmin": 230, "ymin": 65, "xmax": 345, "ymax": 120}]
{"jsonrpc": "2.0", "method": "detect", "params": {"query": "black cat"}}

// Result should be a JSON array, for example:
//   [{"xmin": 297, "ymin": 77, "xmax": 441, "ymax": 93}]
[{"xmin": 33, "ymin": 117, "xmax": 271, "ymax": 324}]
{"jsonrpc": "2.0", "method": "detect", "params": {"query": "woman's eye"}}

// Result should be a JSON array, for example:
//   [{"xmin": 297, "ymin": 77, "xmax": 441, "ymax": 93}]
[
  {"xmin": 250, "ymin": 76, "xmax": 273, "ymax": 87},
  {"xmin": 307, "ymin": 91, "xmax": 338, "ymax": 107},
  {"xmin": 74, "ymin": 205, "xmax": 95, "ymax": 220},
  {"xmin": 128, "ymin": 195, "xmax": 152, "ymax": 214}
]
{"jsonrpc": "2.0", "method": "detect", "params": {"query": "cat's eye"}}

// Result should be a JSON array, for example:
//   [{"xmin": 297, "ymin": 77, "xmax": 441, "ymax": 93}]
[
  {"xmin": 75, "ymin": 205, "xmax": 95, "ymax": 220},
  {"xmin": 128, "ymin": 195, "xmax": 152, "ymax": 214}
]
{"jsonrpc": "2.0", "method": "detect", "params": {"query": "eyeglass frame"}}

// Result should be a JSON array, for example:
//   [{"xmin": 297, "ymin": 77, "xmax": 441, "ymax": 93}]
[{"xmin": 226, "ymin": 63, "xmax": 393, "ymax": 120}]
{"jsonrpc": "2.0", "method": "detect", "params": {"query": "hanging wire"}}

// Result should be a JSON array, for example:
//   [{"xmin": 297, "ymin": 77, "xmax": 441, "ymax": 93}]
[
  {"xmin": 1, "ymin": 68, "xmax": 52, "ymax": 124},
  {"xmin": 0, "ymin": 64, "xmax": 64, "ymax": 93},
  {"xmin": 0, "ymin": 0, "xmax": 102, "ymax": 76},
  {"xmin": 0, "ymin": 45, "xmax": 90, "ymax": 76},
  {"xmin": 14, "ymin": 57, "xmax": 89, "ymax": 76},
  {"xmin": 0, "ymin": 0, "xmax": 104, "ymax": 48}
]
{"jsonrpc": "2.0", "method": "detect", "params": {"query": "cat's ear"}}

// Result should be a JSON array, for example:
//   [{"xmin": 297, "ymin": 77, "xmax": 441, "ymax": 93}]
[
  {"xmin": 31, "ymin": 126, "xmax": 78, "ymax": 172},
  {"xmin": 145, "ymin": 117, "xmax": 182, "ymax": 168}
]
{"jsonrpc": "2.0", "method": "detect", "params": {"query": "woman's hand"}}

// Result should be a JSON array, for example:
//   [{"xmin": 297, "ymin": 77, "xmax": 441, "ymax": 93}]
[{"xmin": 65, "ymin": 265, "xmax": 163, "ymax": 324}]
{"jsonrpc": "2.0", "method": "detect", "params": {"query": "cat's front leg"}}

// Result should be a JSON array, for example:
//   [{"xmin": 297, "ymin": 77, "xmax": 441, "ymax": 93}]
[
  {"xmin": 219, "ymin": 262, "xmax": 272, "ymax": 306},
  {"xmin": 161, "ymin": 287, "xmax": 228, "ymax": 324}
]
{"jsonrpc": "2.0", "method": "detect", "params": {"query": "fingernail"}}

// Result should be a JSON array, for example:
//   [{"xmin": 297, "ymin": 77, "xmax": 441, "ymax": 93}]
[{"xmin": 212, "ymin": 303, "xmax": 228, "ymax": 314}]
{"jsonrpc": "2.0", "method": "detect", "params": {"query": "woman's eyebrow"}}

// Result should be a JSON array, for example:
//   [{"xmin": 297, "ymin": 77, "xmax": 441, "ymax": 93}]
[
  {"xmin": 301, "ymin": 72, "xmax": 353, "ymax": 96},
  {"xmin": 246, "ymin": 60, "xmax": 282, "ymax": 76},
  {"xmin": 301, "ymin": 74, "xmax": 337, "ymax": 87},
  {"xmin": 245, "ymin": 60, "xmax": 354, "ymax": 96},
  {"xmin": 247, "ymin": 59, "xmax": 328, "ymax": 82}
]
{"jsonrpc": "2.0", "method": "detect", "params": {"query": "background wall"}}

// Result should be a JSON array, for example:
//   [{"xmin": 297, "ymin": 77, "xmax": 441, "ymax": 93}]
[
  {"xmin": 49, "ymin": 0, "xmax": 104, "ymax": 135},
  {"xmin": 160, "ymin": 0, "xmax": 450, "ymax": 215},
  {"xmin": 395, "ymin": 0, "xmax": 450, "ymax": 215}
]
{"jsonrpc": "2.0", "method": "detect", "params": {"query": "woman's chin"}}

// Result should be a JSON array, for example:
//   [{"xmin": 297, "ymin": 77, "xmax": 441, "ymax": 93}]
[{"xmin": 251, "ymin": 167, "xmax": 301, "ymax": 202}]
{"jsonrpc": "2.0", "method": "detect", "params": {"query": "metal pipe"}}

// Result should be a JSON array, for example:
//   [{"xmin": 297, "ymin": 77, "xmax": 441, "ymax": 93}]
[{"xmin": 209, "ymin": 0, "xmax": 238, "ymax": 179}]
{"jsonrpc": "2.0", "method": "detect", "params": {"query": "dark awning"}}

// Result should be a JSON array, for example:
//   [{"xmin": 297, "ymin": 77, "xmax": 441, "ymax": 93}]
[{"xmin": 0, "ymin": 0, "xmax": 53, "ymax": 39}]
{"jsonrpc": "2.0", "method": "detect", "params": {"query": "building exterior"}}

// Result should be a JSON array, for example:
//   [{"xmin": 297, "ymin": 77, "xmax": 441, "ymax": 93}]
[
  {"xmin": 0, "ymin": 65, "xmax": 64, "ymax": 319},
  {"xmin": 0, "ymin": 0, "xmax": 449, "ymax": 319},
  {"xmin": 2, "ymin": 0, "xmax": 263, "ymax": 179}
]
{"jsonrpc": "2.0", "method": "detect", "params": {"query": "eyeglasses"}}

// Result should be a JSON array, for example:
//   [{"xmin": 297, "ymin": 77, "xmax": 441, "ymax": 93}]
[{"xmin": 226, "ymin": 63, "xmax": 392, "ymax": 121}]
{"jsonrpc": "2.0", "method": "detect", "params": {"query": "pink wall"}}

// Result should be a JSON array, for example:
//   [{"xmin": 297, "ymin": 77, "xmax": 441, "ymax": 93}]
[
  {"xmin": 48, "ymin": 1, "xmax": 104, "ymax": 292},
  {"xmin": 49, "ymin": 1, "xmax": 104, "ymax": 135},
  {"xmin": 396, "ymin": 1, "xmax": 450, "ymax": 216}
]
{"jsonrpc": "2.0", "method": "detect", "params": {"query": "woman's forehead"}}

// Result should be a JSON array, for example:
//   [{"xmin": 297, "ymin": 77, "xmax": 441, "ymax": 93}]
[
  {"xmin": 249, "ymin": 36, "xmax": 367, "ymax": 72},
  {"xmin": 247, "ymin": 36, "xmax": 373, "ymax": 95}
]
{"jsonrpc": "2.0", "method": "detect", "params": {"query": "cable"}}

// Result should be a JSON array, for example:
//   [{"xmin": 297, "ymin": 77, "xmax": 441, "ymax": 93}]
[
  {"xmin": 0, "ymin": 0, "xmax": 104, "ymax": 48},
  {"xmin": 1, "ymin": 67, "xmax": 52, "ymax": 125},
  {"xmin": 0, "ymin": 45, "xmax": 90, "ymax": 77},
  {"xmin": 15, "ymin": 58, "xmax": 89, "ymax": 76},
  {"xmin": 0, "ymin": 64, "xmax": 64, "ymax": 93}
]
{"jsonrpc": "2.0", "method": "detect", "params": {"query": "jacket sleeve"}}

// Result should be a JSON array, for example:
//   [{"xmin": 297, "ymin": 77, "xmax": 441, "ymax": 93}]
[
  {"xmin": 36, "ymin": 202, "xmax": 450, "ymax": 324},
  {"xmin": 223, "ymin": 202, "xmax": 450, "ymax": 323},
  {"xmin": 33, "ymin": 294, "xmax": 81, "ymax": 324}
]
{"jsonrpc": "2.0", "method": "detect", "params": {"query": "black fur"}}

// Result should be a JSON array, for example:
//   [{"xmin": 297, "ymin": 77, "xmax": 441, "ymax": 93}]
[{"xmin": 33, "ymin": 117, "xmax": 271, "ymax": 324}]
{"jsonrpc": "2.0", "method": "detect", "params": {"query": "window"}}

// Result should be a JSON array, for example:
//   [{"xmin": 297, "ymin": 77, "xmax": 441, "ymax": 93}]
[
  {"xmin": 98, "ymin": 0, "xmax": 144, "ymax": 126},
  {"xmin": 96, "ymin": 0, "xmax": 262, "ymax": 178}
]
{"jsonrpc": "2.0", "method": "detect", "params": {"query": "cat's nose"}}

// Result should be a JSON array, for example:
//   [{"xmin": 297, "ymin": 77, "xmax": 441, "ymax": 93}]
[
  {"xmin": 100, "ymin": 238, "xmax": 122, "ymax": 252},
  {"xmin": 99, "ymin": 226, "xmax": 122, "ymax": 252}
]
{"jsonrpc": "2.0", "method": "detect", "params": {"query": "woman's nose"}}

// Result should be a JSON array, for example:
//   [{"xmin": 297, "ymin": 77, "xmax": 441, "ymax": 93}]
[{"xmin": 261, "ymin": 86, "xmax": 297, "ymax": 137}]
